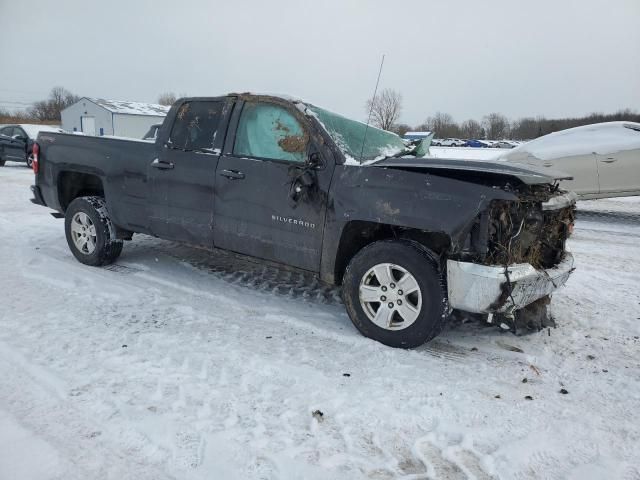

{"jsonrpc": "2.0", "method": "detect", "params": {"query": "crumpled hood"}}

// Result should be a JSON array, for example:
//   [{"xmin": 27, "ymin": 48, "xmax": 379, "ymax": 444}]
[{"xmin": 371, "ymin": 156, "xmax": 573, "ymax": 185}]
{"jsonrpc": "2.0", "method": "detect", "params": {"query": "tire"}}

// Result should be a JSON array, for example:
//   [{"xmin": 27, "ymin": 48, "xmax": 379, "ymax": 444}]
[
  {"xmin": 342, "ymin": 240, "xmax": 448, "ymax": 348},
  {"xmin": 26, "ymin": 154, "xmax": 33, "ymax": 169},
  {"xmin": 64, "ymin": 196, "xmax": 123, "ymax": 266}
]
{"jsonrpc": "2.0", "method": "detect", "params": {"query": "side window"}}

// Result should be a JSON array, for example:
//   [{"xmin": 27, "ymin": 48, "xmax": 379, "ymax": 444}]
[
  {"xmin": 233, "ymin": 102, "xmax": 308, "ymax": 162},
  {"xmin": 0, "ymin": 127, "xmax": 12, "ymax": 136},
  {"xmin": 169, "ymin": 101, "xmax": 222, "ymax": 151}
]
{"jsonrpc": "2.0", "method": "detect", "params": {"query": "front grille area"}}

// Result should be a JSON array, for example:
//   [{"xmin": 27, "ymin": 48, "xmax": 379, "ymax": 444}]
[{"xmin": 485, "ymin": 196, "xmax": 575, "ymax": 269}]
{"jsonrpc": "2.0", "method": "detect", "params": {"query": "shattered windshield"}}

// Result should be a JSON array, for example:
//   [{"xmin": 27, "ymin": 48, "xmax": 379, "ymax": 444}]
[{"xmin": 306, "ymin": 105, "xmax": 407, "ymax": 163}]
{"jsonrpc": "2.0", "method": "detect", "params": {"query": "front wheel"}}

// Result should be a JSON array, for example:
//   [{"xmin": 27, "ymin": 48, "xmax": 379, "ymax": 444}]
[
  {"xmin": 64, "ymin": 196, "xmax": 123, "ymax": 266},
  {"xmin": 26, "ymin": 154, "xmax": 34, "ymax": 169},
  {"xmin": 342, "ymin": 240, "xmax": 448, "ymax": 348}
]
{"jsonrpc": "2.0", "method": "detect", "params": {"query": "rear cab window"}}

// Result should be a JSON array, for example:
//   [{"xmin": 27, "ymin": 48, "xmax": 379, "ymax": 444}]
[
  {"xmin": 233, "ymin": 102, "xmax": 308, "ymax": 163},
  {"xmin": 168, "ymin": 101, "xmax": 223, "ymax": 152}
]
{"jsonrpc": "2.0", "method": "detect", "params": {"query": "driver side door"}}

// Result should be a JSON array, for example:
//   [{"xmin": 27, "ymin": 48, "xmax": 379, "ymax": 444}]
[{"xmin": 213, "ymin": 100, "xmax": 333, "ymax": 272}]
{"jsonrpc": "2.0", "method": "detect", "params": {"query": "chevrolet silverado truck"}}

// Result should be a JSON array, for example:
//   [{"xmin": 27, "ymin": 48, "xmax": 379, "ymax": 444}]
[{"xmin": 30, "ymin": 94, "xmax": 576, "ymax": 348}]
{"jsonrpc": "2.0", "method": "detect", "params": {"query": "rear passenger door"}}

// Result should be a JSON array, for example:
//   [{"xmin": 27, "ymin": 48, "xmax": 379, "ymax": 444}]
[{"xmin": 148, "ymin": 99, "xmax": 232, "ymax": 246}]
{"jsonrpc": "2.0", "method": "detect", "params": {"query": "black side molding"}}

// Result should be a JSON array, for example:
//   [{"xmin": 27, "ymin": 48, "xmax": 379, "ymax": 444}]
[{"xmin": 50, "ymin": 212, "xmax": 64, "ymax": 218}]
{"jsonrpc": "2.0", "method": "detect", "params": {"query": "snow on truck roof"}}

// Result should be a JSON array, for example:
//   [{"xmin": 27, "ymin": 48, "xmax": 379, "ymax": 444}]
[{"xmin": 85, "ymin": 98, "xmax": 170, "ymax": 116}]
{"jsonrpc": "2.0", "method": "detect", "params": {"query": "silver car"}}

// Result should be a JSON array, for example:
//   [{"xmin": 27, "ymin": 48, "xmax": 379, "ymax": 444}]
[{"xmin": 500, "ymin": 122, "xmax": 640, "ymax": 199}]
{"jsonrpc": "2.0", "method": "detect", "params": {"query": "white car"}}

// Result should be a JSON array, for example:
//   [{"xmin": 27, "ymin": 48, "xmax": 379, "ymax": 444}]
[
  {"xmin": 437, "ymin": 138, "xmax": 466, "ymax": 147},
  {"xmin": 500, "ymin": 122, "xmax": 640, "ymax": 199}
]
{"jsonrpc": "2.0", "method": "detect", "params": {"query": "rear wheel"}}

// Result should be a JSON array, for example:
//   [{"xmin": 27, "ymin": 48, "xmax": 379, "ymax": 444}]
[
  {"xmin": 342, "ymin": 240, "xmax": 448, "ymax": 348},
  {"xmin": 64, "ymin": 196, "xmax": 123, "ymax": 266}
]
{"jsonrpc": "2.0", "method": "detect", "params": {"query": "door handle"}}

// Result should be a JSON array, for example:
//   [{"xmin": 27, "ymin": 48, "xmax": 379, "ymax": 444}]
[
  {"xmin": 543, "ymin": 162, "xmax": 553, "ymax": 167},
  {"xmin": 220, "ymin": 169, "xmax": 245, "ymax": 180},
  {"xmin": 601, "ymin": 158, "xmax": 617, "ymax": 163},
  {"xmin": 151, "ymin": 158, "xmax": 174, "ymax": 170}
]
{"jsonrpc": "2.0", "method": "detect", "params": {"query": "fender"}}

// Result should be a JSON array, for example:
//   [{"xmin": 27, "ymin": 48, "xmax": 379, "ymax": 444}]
[{"xmin": 319, "ymin": 164, "xmax": 517, "ymax": 284}]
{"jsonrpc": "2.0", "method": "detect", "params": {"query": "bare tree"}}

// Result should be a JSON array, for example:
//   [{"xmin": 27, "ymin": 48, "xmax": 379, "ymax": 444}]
[
  {"xmin": 391, "ymin": 123, "xmax": 411, "ymax": 136},
  {"xmin": 420, "ymin": 112, "xmax": 461, "ymax": 138},
  {"xmin": 408, "ymin": 109, "xmax": 639, "ymax": 141},
  {"xmin": 29, "ymin": 87, "xmax": 79, "ymax": 121},
  {"xmin": 365, "ymin": 88, "xmax": 402, "ymax": 131},
  {"xmin": 157, "ymin": 92, "xmax": 178, "ymax": 106},
  {"xmin": 460, "ymin": 119, "xmax": 484, "ymax": 139},
  {"xmin": 483, "ymin": 112, "xmax": 510, "ymax": 140}
]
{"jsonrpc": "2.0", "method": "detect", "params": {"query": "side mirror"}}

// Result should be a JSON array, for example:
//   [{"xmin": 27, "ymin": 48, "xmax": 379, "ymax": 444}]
[
  {"xmin": 308, "ymin": 151, "xmax": 325, "ymax": 169},
  {"xmin": 13, "ymin": 135, "xmax": 27, "ymax": 142},
  {"xmin": 288, "ymin": 165, "xmax": 318, "ymax": 204}
]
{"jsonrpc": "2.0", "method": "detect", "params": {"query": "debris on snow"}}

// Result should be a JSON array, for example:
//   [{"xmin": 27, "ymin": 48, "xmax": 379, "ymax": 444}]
[{"xmin": 496, "ymin": 341, "xmax": 524, "ymax": 353}]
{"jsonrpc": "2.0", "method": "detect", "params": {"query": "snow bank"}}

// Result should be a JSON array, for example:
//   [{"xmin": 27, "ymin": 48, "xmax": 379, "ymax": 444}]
[{"xmin": 428, "ymin": 146, "xmax": 507, "ymax": 160}]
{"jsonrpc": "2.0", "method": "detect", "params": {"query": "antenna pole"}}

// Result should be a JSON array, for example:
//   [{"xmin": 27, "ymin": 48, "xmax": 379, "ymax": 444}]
[{"xmin": 359, "ymin": 54, "xmax": 385, "ymax": 162}]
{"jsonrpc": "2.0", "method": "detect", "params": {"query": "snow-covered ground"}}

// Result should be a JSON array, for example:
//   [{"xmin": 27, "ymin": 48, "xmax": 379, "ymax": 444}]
[
  {"xmin": 1, "ymin": 163, "xmax": 639, "ymax": 480},
  {"xmin": 429, "ymin": 147, "xmax": 507, "ymax": 161}
]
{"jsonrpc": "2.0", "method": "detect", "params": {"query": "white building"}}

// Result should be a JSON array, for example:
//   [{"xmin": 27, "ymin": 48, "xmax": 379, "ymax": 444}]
[
  {"xmin": 403, "ymin": 131, "xmax": 433, "ymax": 141},
  {"xmin": 61, "ymin": 97, "xmax": 170, "ymax": 139}
]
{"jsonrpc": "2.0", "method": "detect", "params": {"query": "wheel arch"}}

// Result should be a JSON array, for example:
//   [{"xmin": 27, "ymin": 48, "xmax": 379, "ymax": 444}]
[
  {"xmin": 57, "ymin": 170, "xmax": 105, "ymax": 212},
  {"xmin": 326, "ymin": 220, "xmax": 451, "ymax": 286}
]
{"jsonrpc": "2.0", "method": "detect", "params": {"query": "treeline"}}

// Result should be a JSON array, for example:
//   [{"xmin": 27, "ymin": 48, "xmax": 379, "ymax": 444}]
[
  {"xmin": 3, "ymin": 86, "xmax": 639, "ymax": 142},
  {"xmin": 393, "ymin": 109, "xmax": 640, "ymax": 140},
  {"xmin": 0, "ymin": 87, "xmax": 180, "ymax": 125},
  {"xmin": 0, "ymin": 86, "xmax": 79, "ymax": 124}
]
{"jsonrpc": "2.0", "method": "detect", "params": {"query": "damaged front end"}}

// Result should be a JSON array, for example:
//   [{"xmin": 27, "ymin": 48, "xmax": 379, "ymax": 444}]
[{"xmin": 447, "ymin": 185, "xmax": 577, "ymax": 331}]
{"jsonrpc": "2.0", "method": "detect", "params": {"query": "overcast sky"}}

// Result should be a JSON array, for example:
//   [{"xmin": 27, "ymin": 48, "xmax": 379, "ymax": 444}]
[{"xmin": 1, "ymin": 0, "xmax": 638, "ymax": 125}]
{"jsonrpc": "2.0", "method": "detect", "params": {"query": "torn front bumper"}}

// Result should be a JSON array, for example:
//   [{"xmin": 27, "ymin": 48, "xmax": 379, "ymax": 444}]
[{"xmin": 446, "ymin": 253, "xmax": 575, "ymax": 314}]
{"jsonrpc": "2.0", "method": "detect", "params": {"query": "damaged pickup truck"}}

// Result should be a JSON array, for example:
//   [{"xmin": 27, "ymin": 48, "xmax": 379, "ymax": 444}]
[{"xmin": 30, "ymin": 93, "xmax": 576, "ymax": 348}]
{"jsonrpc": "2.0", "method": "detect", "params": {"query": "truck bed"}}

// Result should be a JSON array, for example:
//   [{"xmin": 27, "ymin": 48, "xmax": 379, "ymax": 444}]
[{"xmin": 34, "ymin": 132, "xmax": 157, "ymax": 233}]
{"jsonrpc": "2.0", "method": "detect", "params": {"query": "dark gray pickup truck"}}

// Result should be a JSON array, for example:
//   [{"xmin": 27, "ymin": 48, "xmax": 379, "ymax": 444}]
[{"xmin": 31, "ymin": 93, "xmax": 576, "ymax": 347}]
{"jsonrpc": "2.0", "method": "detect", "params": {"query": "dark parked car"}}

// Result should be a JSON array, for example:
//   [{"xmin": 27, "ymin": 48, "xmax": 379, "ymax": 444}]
[
  {"xmin": 0, "ymin": 124, "xmax": 63, "ymax": 168},
  {"xmin": 30, "ymin": 94, "xmax": 576, "ymax": 347}
]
